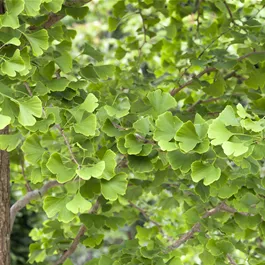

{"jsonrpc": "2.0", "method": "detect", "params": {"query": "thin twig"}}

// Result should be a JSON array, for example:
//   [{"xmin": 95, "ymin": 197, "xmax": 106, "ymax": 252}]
[
  {"xmin": 20, "ymin": 157, "xmax": 32, "ymax": 192},
  {"xmin": 10, "ymin": 180, "xmax": 61, "ymax": 231},
  {"xmin": 170, "ymin": 223, "xmax": 201, "ymax": 249},
  {"xmin": 187, "ymin": 97, "xmax": 222, "ymax": 112},
  {"xmin": 237, "ymin": 50, "xmax": 265, "ymax": 61},
  {"xmin": 55, "ymin": 125, "xmax": 81, "ymax": 169},
  {"xmin": 223, "ymin": 1, "xmax": 237, "ymax": 25},
  {"xmin": 24, "ymin": 82, "xmax": 33, "ymax": 97},
  {"xmin": 129, "ymin": 201, "xmax": 162, "ymax": 231},
  {"xmin": 227, "ymin": 254, "xmax": 238, "ymax": 265},
  {"xmin": 170, "ymin": 202, "xmax": 249, "ymax": 249},
  {"xmin": 54, "ymin": 200, "xmax": 100, "ymax": 265},
  {"xmin": 170, "ymin": 67, "xmax": 217, "ymax": 96}
]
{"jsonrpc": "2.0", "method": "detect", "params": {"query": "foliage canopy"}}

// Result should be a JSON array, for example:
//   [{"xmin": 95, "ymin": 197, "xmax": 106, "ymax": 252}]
[{"xmin": 2, "ymin": 0, "xmax": 265, "ymax": 264}]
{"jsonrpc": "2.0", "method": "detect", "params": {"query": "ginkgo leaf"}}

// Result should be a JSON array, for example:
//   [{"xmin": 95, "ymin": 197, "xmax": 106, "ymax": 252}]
[
  {"xmin": 24, "ymin": 30, "xmax": 49, "ymax": 56},
  {"xmin": 222, "ymin": 141, "xmax": 249, "ymax": 157},
  {"xmin": 76, "ymin": 161, "xmax": 105, "ymax": 180},
  {"xmin": 1, "ymin": 49, "xmax": 25, "ymax": 77},
  {"xmin": 208, "ymin": 119, "xmax": 233, "ymax": 145},
  {"xmin": 73, "ymin": 114, "xmax": 97, "ymax": 136},
  {"xmin": 175, "ymin": 121, "xmax": 200, "ymax": 152},
  {"xmin": 101, "ymin": 173, "xmax": 127, "ymax": 201},
  {"xmin": 66, "ymin": 192, "xmax": 92, "ymax": 214},
  {"xmin": 18, "ymin": 96, "xmax": 42, "ymax": 126},
  {"xmin": 0, "ymin": 114, "xmax": 11, "ymax": 129},
  {"xmin": 191, "ymin": 161, "xmax": 221, "ymax": 185},
  {"xmin": 46, "ymin": 153, "xmax": 77, "ymax": 183},
  {"xmin": 24, "ymin": 0, "xmax": 42, "ymax": 16}
]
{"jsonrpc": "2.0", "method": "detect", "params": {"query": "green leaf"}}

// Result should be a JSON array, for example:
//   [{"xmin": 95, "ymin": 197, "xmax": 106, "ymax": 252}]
[
  {"xmin": 208, "ymin": 120, "xmax": 233, "ymax": 145},
  {"xmin": 77, "ymin": 161, "xmax": 105, "ymax": 180},
  {"xmin": 80, "ymin": 65, "xmax": 99, "ymax": 82},
  {"xmin": 167, "ymin": 150, "xmax": 198, "ymax": 173},
  {"xmin": 191, "ymin": 161, "xmax": 221, "ymax": 185},
  {"xmin": 133, "ymin": 117, "xmax": 151, "ymax": 135},
  {"xmin": 73, "ymin": 114, "xmax": 97, "ymax": 137},
  {"xmin": 0, "ymin": 133, "xmax": 21, "ymax": 151},
  {"xmin": 154, "ymin": 111, "xmax": 182, "ymax": 141},
  {"xmin": 203, "ymin": 73, "xmax": 226, "ymax": 96},
  {"xmin": 101, "ymin": 173, "xmax": 127, "ymax": 201},
  {"xmin": 83, "ymin": 234, "xmax": 104, "ymax": 248},
  {"xmin": 108, "ymin": 17, "xmax": 119, "ymax": 32},
  {"xmin": 241, "ymin": 119, "xmax": 264, "ymax": 132},
  {"xmin": 18, "ymin": 96, "xmax": 42, "ymax": 126},
  {"xmin": 43, "ymin": 0, "xmax": 64, "ymax": 13},
  {"xmin": 101, "ymin": 150, "xmax": 116, "ymax": 180},
  {"xmin": 66, "ymin": 192, "xmax": 92, "ymax": 214},
  {"xmin": 46, "ymin": 153, "xmax": 77, "ymax": 183},
  {"xmin": 24, "ymin": 0, "xmax": 42, "ymax": 16},
  {"xmin": 124, "ymin": 134, "xmax": 143, "ymax": 155},
  {"xmin": 0, "ymin": 114, "xmax": 11, "ymax": 129},
  {"xmin": 175, "ymin": 121, "xmax": 200, "ymax": 152},
  {"xmin": 80, "ymin": 93, "xmax": 99, "ymax": 112},
  {"xmin": 237, "ymin": 103, "xmax": 251, "ymax": 119},
  {"xmin": 1, "ymin": 49, "xmax": 25, "ymax": 77},
  {"xmin": 46, "ymin": 78, "xmax": 70, "ymax": 92},
  {"xmin": 0, "ymin": 0, "xmax": 24, "ymax": 29},
  {"xmin": 24, "ymin": 30, "xmax": 49, "ymax": 56},
  {"xmin": 21, "ymin": 134, "xmax": 45, "ymax": 164},
  {"xmin": 94, "ymin": 65, "xmax": 116, "ymax": 79},
  {"xmin": 147, "ymin": 90, "xmax": 177, "ymax": 116},
  {"xmin": 218, "ymin": 105, "xmax": 239, "ymax": 126},
  {"xmin": 245, "ymin": 69, "xmax": 265, "ymax": 89},
  {"xmin": 184, "ymin": 207, "xmax": 200, "ymax": 224},
  {"xmin": 55, "ymin": 52, "xmax": 72, "ymax": 73},
  {"xmin": 83, "ymin": 43, "xmax": 103, "ymax": 61},
  {"xmin": 65, "ymin": 6, "xmax": 89, "ymax": 20},
  {"xmin": 222, "ymin": 141, "xmax": 249, "ymax": 157},
  {"xmin": 43, "ymin": 195, "xmax": 75, "ymax": 223},
  {"xmin": 105, "ymin": 97, "xmax": 130, "ymax": 119},
  {"xmin": 128, "ymin": 155, "xmax": 154, "ymax": 173},
  {"xmin": 63, "ymin": 259, "xmax": 74, "ymax": 265}
]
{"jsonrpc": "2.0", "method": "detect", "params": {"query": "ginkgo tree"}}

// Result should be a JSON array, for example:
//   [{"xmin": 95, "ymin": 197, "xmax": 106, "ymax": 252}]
[{"xmin": 1, "ymin": 0, "xmax": 265, "ymax": 265}]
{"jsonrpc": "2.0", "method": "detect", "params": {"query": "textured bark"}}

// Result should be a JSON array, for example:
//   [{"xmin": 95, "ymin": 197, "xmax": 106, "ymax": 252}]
[{"xmin": 0, "ymin": 127, "xmax": 10, "ymax": 265}]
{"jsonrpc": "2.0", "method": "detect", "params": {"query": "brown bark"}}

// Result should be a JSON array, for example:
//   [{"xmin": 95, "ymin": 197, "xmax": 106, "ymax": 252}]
[{"xmin": 0, "ymin": 127, "xmax": 10, "ymax": 265}]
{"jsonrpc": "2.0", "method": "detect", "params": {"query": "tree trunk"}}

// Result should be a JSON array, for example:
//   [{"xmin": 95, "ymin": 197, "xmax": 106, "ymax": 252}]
[{"xmin": 0, "ymin": 127, "xmax": 10, "ymax": 265}]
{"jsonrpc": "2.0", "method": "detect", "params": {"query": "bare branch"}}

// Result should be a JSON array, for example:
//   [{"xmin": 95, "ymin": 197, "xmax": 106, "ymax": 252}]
[
  {"xmin": 29, "ymin": 0, "xmax": 92, "ymax": 30},
  {"xmin": 223, "ymin": 1, "xmax": 237, "ymax": 25},
  {"xmin": 24, "ymin": 82, "xmax": 33, "ymax": 97},
  {"xmin": 187, "ymin": 97, "xmax": 222, "ymax": 112},
  {"xmin": 227, "ymin": 254, "xmax": 238, "ymax": 265},
  {"xmin": 237, "ymin": 50, "xmax": 265, "ymax": 61},
  {"xmin": 54, "ymin": 200, "xmax": 100, "ymax": 265},
  {"xmin": 20, "ymin": 157, "xmax": 32, "ymax": 192},
  {"xmin": 170, "ymin": 67, "xmax": 217, "ymax": 96},
  {"xmin": 170, "ymin": 223, "xmax": 201, "ymax": 249},
  {"xmin": 10, "ymin": 180, "xmax": 60, "ymax": 231},
  {"xmin": 129, "ymin": 201, "xmax": 162, "ymax": 231},
  {"xmin": 55, "ymin": 125, "xmax": 81, "ymax": 169},
  {"xmin": 171, "ymin": 202, "xmax": 249, "ymax": 249}
]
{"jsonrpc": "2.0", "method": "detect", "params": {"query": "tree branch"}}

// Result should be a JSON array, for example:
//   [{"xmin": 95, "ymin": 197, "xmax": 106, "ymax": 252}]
[
  {"xmin": 223, "ymin": 1, "xmax": 236, "ymax": 25},
  {"xmin": 170, "ymin": 67, "xmax": 217, "ymax": 96},
  {"xmin": 237, "ymin": 50, "xmax": 265, "ymax": 61},
  {"xmin": 54, "ymin": 200, "xmax": 100, "ymax": 265},
  {"xmin": 170, "ymin": 202, "xmax": 249, "ymax": 249},
  {"xmin": 29, "ymin": 0, "xmax": 92, "ymax": 30},
  {"xmin": 55, "ymin": 125, "xmax": 81, "ymax": 169},
  {"xmin": 227, "ymin": 254, "xmax": 238, "ymax": 265},
  {"xmin": 10, "ymin": 180, "xmax": 60, "ymax": 231},
  {"xmin": 129, "ymin": 201, "xmax": 163, "ymax": 232}
]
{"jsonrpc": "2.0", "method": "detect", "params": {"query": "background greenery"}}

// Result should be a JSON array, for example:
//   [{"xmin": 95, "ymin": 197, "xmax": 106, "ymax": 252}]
[{"xmin": 2, "ymin": 0, "xmax": 265, "ymax": 264}]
